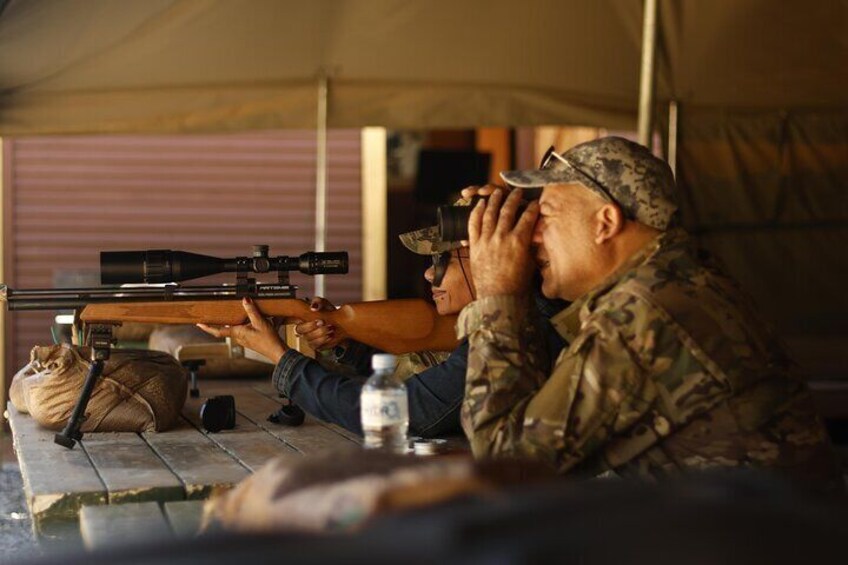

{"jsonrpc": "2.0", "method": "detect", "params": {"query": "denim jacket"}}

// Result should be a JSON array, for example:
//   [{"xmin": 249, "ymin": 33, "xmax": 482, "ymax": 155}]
[
  {"xmin": 272, "ymin": 289, "xmax": 568, "ymax": 438},
  {"xmin": 273, "ymin": 340, "xmax": 469, "ymax": 438}
]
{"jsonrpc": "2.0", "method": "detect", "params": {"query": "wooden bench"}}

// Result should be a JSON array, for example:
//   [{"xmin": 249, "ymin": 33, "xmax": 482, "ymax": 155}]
[
  {"xmin": 7, "ymin": 377, "xmax": 360, "ymax": 546},
  {"xmin": 79, "ymin": 499, "xmax": 205, "ymax": 549}
]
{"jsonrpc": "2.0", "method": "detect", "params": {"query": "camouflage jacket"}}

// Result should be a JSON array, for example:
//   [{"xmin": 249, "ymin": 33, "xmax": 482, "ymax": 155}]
[{"xmin": 459, "ymin": 229, "xmax": 842, "ymax": 489}]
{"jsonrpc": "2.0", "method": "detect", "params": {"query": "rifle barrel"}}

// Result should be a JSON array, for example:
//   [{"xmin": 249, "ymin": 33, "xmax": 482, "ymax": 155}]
[{"xmin": 1, "ymin": 284, "xmax": 297, "ymax": 311}]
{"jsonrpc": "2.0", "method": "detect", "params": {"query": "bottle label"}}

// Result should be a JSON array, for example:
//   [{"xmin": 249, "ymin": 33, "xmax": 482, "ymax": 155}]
[{"xmin": 361, "ymin": 390, "xmax": 408, "ymax": 427}]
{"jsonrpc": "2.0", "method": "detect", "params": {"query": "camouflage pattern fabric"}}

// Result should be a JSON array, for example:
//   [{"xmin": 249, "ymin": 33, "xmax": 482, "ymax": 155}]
[
  {"xmin": 501, "ymin": 136, "xmax": 680, "ymax": 230},
  {"xmin": 394, "ymin": 350, "xmax": 451, "ymax": 382},
  {"xmin": 458, "ymin": 229, "xmax": 842, "ymax": 490}
]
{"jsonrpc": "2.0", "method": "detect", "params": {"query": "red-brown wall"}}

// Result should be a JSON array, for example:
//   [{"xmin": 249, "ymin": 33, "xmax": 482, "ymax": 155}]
[{"xmin": 4, "ymin": 130, "xmax": 362, "ymax": 374}]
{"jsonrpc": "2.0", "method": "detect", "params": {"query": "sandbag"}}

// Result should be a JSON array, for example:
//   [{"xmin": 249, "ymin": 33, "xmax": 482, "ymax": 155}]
[
  {"xmin": 148, "ymin": 325, "xmax": 273, "ymax": 379},
  {"xmin": 10, "ymin": 344, "xmax": 187, "ymax": 433},
  {"xmin": 202, "ymin": 450, "xmax": 554, "ymax": 534}
]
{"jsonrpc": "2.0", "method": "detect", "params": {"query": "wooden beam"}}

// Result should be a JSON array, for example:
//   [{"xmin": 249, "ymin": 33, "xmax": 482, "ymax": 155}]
[
  {"xmin": 476, "ymin": 128, "xmax": 512, "ymax": 185},
  {"xmin": 7, "ymin": 403, "xmax": 107, "ymax": 529},
  {"xmin": 361, "ymin": 127, "xmax": 387, "ymax": 301},
  {"xmin": 80, "ymin": 502, "xmax": 172, "ymax": 550},
  {"xmin": 81, "ymin": 433, "xmax": 184, "ymax": 504}
]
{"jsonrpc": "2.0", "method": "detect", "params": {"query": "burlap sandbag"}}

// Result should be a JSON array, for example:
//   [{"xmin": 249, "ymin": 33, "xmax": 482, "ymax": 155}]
[
  {"xmin": 202, "ymin": 450, "xmax": 554, "ymax": 534},
  {"xmin": 148, "ymin": 325, "xmax": 273, "ymax": 379},
  {"xmin": 9, "ymin": 344, "xmax": 187, "ymax": 433}
]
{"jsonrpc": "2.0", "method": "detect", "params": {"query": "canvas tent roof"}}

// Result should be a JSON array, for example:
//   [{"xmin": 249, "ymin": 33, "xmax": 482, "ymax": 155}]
[{"xmin": 1, "ymin": 0, "xmax": 846, "ymax": 135}]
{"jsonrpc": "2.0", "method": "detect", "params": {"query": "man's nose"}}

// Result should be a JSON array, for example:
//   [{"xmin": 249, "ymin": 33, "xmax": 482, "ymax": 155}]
[{"xmin": 424, "ymin": 265, "xmax": 435, "ymax": 283}]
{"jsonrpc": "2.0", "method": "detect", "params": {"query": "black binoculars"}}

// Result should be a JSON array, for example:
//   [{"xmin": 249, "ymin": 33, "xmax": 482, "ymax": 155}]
[{"xmin": 436, "ymin": 191, "xmax": 540, "ymax": 242}]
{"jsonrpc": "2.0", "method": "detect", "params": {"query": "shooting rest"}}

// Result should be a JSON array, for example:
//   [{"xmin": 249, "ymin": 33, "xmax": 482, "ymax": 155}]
[{"xmin": 2, "ymin": 245, "xmax": 346, "ymax": 449}]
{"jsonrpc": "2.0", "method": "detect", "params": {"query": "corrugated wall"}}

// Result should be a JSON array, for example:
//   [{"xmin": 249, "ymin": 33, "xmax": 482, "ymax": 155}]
[{"xmin": 4, "ymin": 130, "xmax": 362, "ymax": 373}]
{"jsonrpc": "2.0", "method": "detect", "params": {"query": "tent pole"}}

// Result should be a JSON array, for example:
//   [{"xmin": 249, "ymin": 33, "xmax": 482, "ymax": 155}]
[
  {"xmin": 314, "ymin": 72, "xmax": 329, "ymax": 298},
  {"xmin": 667, "ymin": 100, "xmax": 679, "ymax": 178},
  {"xmin": 0, "ymin": 138, "xmax": 5, "ymax": 423},
  {"xmin": 637, "ymin": 0, "xmax": 658, "ymax": 149}
]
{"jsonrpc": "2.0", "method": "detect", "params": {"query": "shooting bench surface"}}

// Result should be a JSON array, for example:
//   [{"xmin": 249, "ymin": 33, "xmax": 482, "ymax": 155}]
[{"xmin": 7, "ymin": 378, "xmax": 361, "ymax": 549}]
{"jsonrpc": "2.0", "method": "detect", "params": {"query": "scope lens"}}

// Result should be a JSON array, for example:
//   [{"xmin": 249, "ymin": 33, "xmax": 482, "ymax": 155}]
[{"xmin": 298, "ymin": 252, "xmax": 348, "ymax": 275}]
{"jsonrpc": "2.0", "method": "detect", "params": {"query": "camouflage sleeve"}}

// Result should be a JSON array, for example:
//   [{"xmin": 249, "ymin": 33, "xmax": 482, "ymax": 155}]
[
  {"xmin": 457, "ymin": 294, "xmax": 551, "ymax": 458},
  {"xmin": 460, "ymin": 292, "xmax": 661, "ymax": 474}
]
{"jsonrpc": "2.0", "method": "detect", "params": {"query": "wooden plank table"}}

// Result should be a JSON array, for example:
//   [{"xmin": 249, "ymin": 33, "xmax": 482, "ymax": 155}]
[{"xmin": 7, "ymin": 377, "xmax": 360, "ymax": 545}]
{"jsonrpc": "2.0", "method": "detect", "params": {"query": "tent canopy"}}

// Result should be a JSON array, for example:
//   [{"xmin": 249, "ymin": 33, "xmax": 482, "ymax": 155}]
[{"xmin": 1, "ymin": 0, "xmax": 846, "ymax": 135}]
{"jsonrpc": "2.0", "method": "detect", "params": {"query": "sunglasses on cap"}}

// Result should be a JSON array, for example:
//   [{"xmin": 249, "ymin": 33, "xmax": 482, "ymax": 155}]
[
  {"xmin": 431, "ymin": 249, "xmax": 469, "ymax": 287},
  {"xmin": 539, "ymin": 145, "xmax": 617, "ymax": 205}
]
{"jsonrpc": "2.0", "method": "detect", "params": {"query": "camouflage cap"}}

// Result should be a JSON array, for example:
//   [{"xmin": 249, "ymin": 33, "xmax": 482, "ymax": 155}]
[
  {"xmin": 398, "ymin": 197, "xmax": 471, "ymax": 255},
  {"xmin": 500, "ymin": 136, "xmax": 679, "ymax": 230}
]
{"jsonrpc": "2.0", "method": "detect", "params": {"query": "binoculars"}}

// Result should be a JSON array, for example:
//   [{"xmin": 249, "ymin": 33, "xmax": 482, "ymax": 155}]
[{"xmin": 437, "ymin": 191, "xmax": 539, "ymax": 242}]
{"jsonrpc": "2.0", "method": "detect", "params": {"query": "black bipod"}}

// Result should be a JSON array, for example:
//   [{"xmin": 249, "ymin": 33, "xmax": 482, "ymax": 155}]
[{"xmin": 54, "ymin": 324, "xmax": 116, "ymax": 449}]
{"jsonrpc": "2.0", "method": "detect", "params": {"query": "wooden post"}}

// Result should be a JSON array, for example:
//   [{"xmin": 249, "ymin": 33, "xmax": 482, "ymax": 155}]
[
  {"xmin": 476, "ymin": 128, "xmax": 512, "ymax": 184},
  {"xmin": 361, "ymin": 127, "xmax": 387, "ymax": 301}
]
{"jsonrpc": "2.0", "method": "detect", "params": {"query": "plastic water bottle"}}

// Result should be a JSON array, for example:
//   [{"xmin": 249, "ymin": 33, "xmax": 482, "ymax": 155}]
[{"xmin": 360, "ymin": 354, "xmax": 408, "ymax": 453}]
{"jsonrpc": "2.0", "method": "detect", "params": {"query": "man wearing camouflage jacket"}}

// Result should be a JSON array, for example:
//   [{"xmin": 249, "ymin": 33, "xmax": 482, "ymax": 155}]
[{"xmin": 459, "ymin": 136, "xmax": 842, "ymax": 489}]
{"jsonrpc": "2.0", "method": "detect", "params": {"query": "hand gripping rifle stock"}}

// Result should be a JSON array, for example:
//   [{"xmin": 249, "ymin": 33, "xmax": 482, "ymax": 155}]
[{"xmin": 80, "ymin": 298, "xmax": 459, "ymax": 355}]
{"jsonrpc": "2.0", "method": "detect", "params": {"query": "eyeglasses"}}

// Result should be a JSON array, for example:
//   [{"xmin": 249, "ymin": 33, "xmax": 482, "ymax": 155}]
[
  {"xmin": 539, "ymin": 145, "xmax": 617, "ymax": 205},
  {"xmin": 431, "ymin": 250, "xmax": 469, "ymax": 287}
]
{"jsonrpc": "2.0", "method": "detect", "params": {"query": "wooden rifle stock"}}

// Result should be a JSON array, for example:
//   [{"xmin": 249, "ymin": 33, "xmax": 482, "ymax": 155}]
[{"xmin": 80, "ymin": 298, "xmax": 459, "ymax": 354}]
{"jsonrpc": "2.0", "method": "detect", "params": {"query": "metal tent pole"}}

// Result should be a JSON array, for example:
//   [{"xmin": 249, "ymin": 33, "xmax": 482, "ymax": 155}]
[
  {"xmin": 637, "ymin": 0, "xmax": 659, "ymax": 149},
  {"xmin": 667, "ymin": 100, "xmax": 679, "ymax": 177},
  {"xmin": 314, "ymin": 72, "xmax": 329, "ymax": 298}
]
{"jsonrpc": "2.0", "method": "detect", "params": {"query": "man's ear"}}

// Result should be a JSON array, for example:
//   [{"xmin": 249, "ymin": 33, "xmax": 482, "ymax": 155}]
[{"xmin": 594, "ymin": 203, "xmax": 624, "ymax": 244}]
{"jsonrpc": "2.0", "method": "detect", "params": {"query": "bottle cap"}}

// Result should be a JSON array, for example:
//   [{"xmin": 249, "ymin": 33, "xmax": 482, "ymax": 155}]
[
  {"xmin": 413, "ymin": 438, "xmax": 447, "ymax": 456},
  {"xmin": 371, "ymin": 353, "xmax": 397, "ymax": 371}
]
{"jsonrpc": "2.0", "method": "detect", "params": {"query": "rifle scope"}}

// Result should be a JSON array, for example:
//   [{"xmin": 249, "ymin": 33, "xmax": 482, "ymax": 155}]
[{"xmin": 100, "ymin": 247, "xmax": 348, "ymax": 284}]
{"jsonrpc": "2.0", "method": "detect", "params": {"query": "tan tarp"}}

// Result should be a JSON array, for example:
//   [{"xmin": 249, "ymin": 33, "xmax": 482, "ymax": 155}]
[
  {"xmin": 1, "ymin": 0, "xmax": 846, "ymax": 377},
  {"xmin": 657, "ymin": 109, "xmax": 848, "ymax": 378},
  {"xmin": 1, "ymin": 0, "xmax": 845, "ymax": 135}
]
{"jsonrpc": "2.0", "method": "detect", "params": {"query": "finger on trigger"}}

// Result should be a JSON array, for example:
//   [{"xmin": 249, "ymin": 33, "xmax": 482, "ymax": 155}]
[
  {"xmin": 242, "ymin": 297, "xmax": 263, "ymax": 326},
  {"xmin": 196, "ymin": 323, "xmax": 218, "ymax": 337}
]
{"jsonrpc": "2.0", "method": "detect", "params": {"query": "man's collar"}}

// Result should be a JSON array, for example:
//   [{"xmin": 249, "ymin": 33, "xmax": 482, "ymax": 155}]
[{"xmin": 550, "ymin": 229, "xmax": 685, "ymax": 342}]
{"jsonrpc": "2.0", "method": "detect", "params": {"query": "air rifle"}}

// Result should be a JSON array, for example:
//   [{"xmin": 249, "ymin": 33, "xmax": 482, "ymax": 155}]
[{"xmin": 1, "ymin": 246, "xmax": 459, "ymax": 449}]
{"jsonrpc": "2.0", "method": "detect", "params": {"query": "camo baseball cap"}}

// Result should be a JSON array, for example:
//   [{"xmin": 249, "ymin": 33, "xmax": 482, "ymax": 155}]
[
  {"xmin": 500, "ymin": 136, "xmax": 679, "ymax": 230},
  {"xmin": 399, "ymin": 197, "xmax": 471, "ymax": 255}
]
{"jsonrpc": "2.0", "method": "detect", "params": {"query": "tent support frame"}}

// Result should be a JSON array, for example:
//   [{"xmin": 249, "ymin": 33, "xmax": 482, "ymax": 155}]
[
  {"xmin": 667, "ymin": 100, "xmax": 679, "ymax": 176},
  {"xmin": 637, "ymin": 0, "xmax": 659, "ymax": 148},
  {"xmin": 314, "ymin": 72, "xmax": 329, "ymax": 298}
]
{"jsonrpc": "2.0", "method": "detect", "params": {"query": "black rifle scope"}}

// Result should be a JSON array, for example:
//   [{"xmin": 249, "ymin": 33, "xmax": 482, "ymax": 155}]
[{"xmin": 100, "ymin": 246, "xmax": 348, "ymax": 284}]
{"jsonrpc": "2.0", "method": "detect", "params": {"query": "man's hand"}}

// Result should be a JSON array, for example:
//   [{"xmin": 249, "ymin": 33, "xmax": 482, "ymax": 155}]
[
  {"xmin": 460, "ymin": 183, "xmax": 507, "ymax": 201},
  {"xmin": 293, "ymin": 297, "xmax": 348, "ymax": 351},
  {"xmin": 197, "ymin": 297, "xmax": 287, "ymax": 364},
  {"xmin": 468, "ymin": 188, "xmax": 539, "ymax": 298}
]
